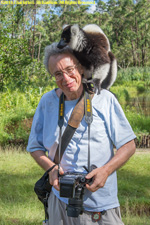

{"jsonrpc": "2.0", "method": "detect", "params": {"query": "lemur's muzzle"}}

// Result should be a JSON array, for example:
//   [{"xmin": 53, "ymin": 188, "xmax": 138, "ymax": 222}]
[{"xmin": 57, "ymin": 39, "xmax": 68, "ymax": 49}]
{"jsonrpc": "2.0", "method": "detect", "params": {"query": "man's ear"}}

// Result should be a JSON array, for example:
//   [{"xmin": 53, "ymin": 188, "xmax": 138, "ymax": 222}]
[{"xmin": 78, "ymin": 63, "xmax": 84, "ymax": 75}]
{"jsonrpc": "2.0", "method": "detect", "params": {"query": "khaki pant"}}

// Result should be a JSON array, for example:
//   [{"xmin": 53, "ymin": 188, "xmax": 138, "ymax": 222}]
[{"xmin": 47, "ymin": 191, "xmax": 124, "ymax": 225}]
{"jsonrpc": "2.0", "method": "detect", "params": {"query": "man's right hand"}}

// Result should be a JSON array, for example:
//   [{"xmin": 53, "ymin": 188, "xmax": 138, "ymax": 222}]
[{"xmin": 49, "ymin": 165, "xmax": 64, "ymax": 191}]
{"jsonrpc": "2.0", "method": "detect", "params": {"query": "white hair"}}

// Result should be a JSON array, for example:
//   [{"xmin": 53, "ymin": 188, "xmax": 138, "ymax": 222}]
[{"xmin": 43, "ymin": 42, "xmax": 73, "ymax": 74}]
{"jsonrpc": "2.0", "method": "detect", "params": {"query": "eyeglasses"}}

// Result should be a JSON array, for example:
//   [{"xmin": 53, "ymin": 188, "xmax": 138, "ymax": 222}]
[{"xmin": 53, "ymin": 64, "xmax": 79, "ymax": 81}]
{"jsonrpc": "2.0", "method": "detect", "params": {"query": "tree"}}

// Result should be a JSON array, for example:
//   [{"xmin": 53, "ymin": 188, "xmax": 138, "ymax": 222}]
[{"xmin": 1, "ymin": 1, "xmax": 150, "ymax": 92}]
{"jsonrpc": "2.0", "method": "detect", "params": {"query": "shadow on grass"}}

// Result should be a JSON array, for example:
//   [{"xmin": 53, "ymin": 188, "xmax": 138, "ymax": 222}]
[
  {"xmin": 0, "ymin": 216, "xmax": 42, "ymax": 225},
  {"xmin": 0, "ymin": 170, "xmax": 43, "ymax": 203},
  {"xmin": 0, "ymin": 170, "xmax": 44, "ymax": 224}
]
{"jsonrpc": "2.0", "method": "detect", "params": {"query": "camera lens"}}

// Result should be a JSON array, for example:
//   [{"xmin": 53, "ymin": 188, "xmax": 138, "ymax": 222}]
[
  {"xmin": 67, "ymin": 198, "xmax": 83, "ymax": 217},
  {"xmin": 80, "ymin": 177, "xmax": 86, "ymax": 183}
]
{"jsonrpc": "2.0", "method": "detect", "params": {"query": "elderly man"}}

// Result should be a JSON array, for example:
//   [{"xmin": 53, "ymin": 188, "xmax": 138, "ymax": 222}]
[{"xmin": 27, "ymin": 43, "xmax": 136, "ymax": 225}]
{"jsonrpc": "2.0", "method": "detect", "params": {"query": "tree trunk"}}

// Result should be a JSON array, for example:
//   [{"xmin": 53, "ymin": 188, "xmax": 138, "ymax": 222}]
[
  {"xmin": 135, "ymin": 14, "xmax": 140, "ymax": 66},
  {"xmin": 11, "ymin": 5, "xmax": 14, "ymax": 38},
  {"xmin": 37, "ymin": 32, "xmax": 41, "ymax": 62},
  {"xmin": 131, "ymin": 39, "xmax": 136, "ymax": 66},
  {"xmin": 31, "ymin": 0, "xmax": 37, "ymax": 60},
  {"xmin": 22, "ymin": 5, "xmax": 25, "ymax": 39},
  {"xmin": 141, "ymin": 32, "xmax": 145, "ymax": 67}
]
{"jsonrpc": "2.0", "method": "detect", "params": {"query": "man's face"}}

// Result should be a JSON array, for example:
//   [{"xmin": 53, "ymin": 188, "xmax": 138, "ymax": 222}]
[{"xmin": 48, "ymin": 53, "xmax": 83, "ymax": 100}]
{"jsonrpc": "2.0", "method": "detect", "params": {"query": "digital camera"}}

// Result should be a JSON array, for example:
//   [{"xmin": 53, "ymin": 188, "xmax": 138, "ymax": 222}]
[{"xmin": 59, "ymin": 172, "xmax": 92, "ymax": 217}]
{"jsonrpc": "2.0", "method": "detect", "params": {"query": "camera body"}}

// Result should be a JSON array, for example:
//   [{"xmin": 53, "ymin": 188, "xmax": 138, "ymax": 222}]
[
  {"xmin": 59, "ymin": 172, "xmax": 92, "ymax": 217},
  {"xmin": 59, "ymin": 172, "xmax": 90, "ymax": 198}
]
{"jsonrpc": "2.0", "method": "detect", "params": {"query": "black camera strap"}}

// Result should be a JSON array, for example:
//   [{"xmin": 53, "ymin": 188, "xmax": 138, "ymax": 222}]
[
  {"xmin": 54, "ymin": 92, "xmax": 85, "ymax": 164},
  {"xmin": 58, "ymin": 92, "xmax": 65, "ymax": 169},
  {"xmin": 56, "ymin": 91, "xmax": 93, "ymax": 170}
]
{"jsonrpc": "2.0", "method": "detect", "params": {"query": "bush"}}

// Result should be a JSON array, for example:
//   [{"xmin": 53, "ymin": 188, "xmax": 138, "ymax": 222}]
[
  {"xmin": 115, "ymin": 67, "xmax": 150, "ymax": 85},
  {"xmin": 0, "ymin": 85, "xmax": 56, "ymax": 146},
  {"xmin": 136, "ymin": 83, "xmax": 146, "ymax": 94}
]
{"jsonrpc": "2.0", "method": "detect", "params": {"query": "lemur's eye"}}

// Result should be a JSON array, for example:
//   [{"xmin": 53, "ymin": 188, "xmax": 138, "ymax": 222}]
[{"xmin": 63, "ymin": 38, "xmax": 66, "ymax": 41}]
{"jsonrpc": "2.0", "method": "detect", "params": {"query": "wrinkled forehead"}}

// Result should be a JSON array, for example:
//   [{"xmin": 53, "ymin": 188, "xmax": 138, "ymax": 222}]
[{"xmin": 48, "ymin": 53, "xmax": 78, "ymax": 73}]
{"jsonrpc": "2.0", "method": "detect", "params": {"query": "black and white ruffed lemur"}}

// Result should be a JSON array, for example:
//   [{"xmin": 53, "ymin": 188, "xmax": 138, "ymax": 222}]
[{"xmin": 57, "ymin": 24, "xmax": 117, "ymax": 94}]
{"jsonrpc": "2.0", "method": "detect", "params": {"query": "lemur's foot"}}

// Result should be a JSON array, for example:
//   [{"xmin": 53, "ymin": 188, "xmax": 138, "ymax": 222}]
[{"xmin": 82, "ymin": 78, "xmax": 94, "ymax": 94}]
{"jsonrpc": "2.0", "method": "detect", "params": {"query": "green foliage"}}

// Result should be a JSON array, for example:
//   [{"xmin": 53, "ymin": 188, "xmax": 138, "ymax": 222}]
[
  {"xmin": 0, "ymin": 82, "xmax": 149, "ymax": 147},
  {"xmin": 1, "ymin": 3, "xmax": 150, "ymax": 147},
  {"xmin": 125, "ymin": 110, "xmax": 150, "ymax": 136},
  {"xmin": 1, "ymin": 1, "xmax": 150, "ymax": 91},
  {"xmin": 0, "ymin": 84, "xmax": 56, "ymax": 146},
  {"xmin": 1, "ymin": 65, "xmax": 150, "ymax": 146},
  {"xmin": 110, "ymin": 78, "xmax": 150, "ymax": 137},
  {"xmin": 115, "ymin": 67, "xmax": 150, "ymax": 85},
  {"xmin": 111, "ymin": 87, "xmax": 131, "ymax": 105},
  {"xmin": 136, "ymin": 83, "xmax": 146, "ymax": 94},
  {"xmin": 106, "ymin": 0, "xmax": 150, "ymax": 67}
]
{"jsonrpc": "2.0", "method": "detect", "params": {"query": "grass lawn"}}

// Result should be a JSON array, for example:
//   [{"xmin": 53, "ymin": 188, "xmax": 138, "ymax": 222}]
[
  {"xmin": 118, "ymin": 151, "xmax": 150, "ymax": 225},
  {"xmin": 0, "ymin": 147, "xmax": 150, "ymax": 225}
]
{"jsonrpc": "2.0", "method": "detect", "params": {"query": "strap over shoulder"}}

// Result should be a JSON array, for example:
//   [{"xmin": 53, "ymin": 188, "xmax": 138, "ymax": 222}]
[{"xmin": 54, "ymin": 92, "xmax": 94, "ymax": 164}]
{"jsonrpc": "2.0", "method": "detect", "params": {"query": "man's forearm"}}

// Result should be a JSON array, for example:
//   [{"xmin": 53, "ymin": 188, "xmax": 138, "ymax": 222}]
[
  {"xmin": 86, "ymin": 139, "xmax": 136, "ymax": 192},
  {"xmin": 103, "ymin": 139, "xmax": 136, "ymax": 176},
  {"xmin": 30, "ymin": 150, "xmax": 55, "ymax": 171}
]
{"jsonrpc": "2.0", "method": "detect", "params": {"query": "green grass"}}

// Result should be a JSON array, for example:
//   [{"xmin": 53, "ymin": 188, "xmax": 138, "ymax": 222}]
[
  {"xmin": 118, "ymin": 153, "xmax": 150, "ymax": 208},
  {"xmin": 0, "ymin": 147, "xmax": 44, "ymax": 225},
  {"xmin": 119, "ymin": 153, "xmax": 150, "ymax": 224},
  {"xmin": 0, "ymin": 148, "xmax": 150, "ymax": 225}
]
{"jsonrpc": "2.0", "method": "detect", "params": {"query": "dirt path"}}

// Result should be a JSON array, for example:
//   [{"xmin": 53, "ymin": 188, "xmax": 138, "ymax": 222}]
[
  {"xmin": 114, "ymin": 148, "xmax": 150, "ymax": 154},
  {"xmin": 135, "ymin": 148, "xmax": 150, "ymax": 153}
]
